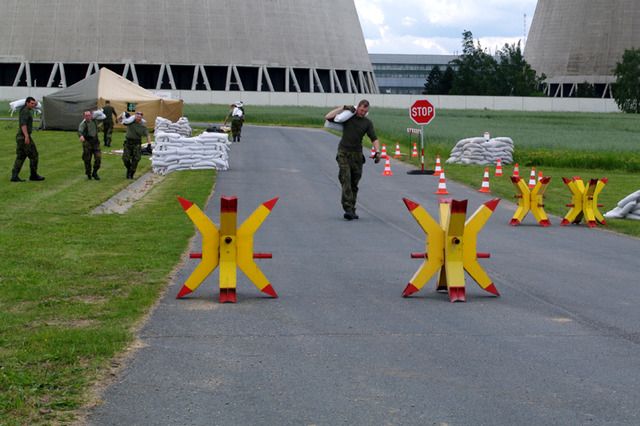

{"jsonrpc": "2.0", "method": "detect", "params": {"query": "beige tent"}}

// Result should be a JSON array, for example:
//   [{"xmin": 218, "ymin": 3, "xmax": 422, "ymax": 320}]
[{"xmin": 43, "ymin": 68, "xmax": 183, "ymax": 130}]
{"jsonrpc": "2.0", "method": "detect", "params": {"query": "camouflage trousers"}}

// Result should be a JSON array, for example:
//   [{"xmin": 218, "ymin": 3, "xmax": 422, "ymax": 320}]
[
  {"xmin": 103, "ymin": 121, "xmax": 114, "ymax": 147},
  {"xmin": 336, "ymin": 150, "xmax": 365, "ymax": 214},
  {"xmin": 231, "ymin": 117, "xmax": 243, "ymax": 141},
  {"xmin": 122, "ymin": 139, "xmax": 142, "ymax": 175},
  {"xmin": 82, "ymin": 138, "xmax": 101, "ymax": 175},
  {"xmin": 12, "ymin": 135, "xmax": 39, "ymax": 177}
]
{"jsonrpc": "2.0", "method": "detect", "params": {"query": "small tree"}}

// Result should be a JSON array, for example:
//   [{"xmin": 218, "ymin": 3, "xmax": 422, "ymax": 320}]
[
  {"xmin": 449, "ymin": 30, "xmax": 499, "ymax": 95},
  {"xmin": 439, "ymin": 66, "xmax": 455, "ymax": 94},
  {"xmin": 576, "ymin": 81, "xmax": 596, "ymax": 98},
  {"xmin": 423, "ymin": 65, "xmax": 443, "ymax": 94},
  {"xmin": 613, "ymin": 48, "xmax": 640, "ymax": 113},
  {"xmin": 495, "ymin": 42, "xmax": 545, "ymax": 96}
]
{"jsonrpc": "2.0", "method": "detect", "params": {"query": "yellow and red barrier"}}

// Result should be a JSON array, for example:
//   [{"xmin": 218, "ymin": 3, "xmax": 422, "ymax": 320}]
[
  {"xmin": 561, "ymin": 177, "xmax": 607, "ymax": 228},
  {"xmin": 176, "ymin": 196, "xmax": 279, "ymax": 303},
  {"xmin": 403, "ymin": 197, "xmax": 500, "ymax": 303},
  {"xmin": 510, "ymin": 175, "xmax": 552, "ymax": 226}
]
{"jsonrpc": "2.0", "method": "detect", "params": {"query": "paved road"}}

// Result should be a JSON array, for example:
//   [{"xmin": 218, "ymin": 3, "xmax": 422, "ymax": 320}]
[{"xmin": 88, "ymin": 125, "xmax": 640, "ymax": 425}]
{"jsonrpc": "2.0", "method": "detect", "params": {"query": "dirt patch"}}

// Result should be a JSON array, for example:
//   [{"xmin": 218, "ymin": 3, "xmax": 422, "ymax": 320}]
[{"xmin": 91, "ymin": 172, "xmax": 165, "ymax": 215}]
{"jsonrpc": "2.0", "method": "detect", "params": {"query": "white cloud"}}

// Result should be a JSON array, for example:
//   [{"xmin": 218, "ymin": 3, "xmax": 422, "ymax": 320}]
[{"xmin": 355, "ymin": 0, "xmax": 537, "ymax": 54}]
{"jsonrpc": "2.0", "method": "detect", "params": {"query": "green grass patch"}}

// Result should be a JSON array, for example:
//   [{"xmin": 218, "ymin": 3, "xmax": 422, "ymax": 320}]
[{"xmin": 0, "ymin": 124, "xmax": 215, "ymax": 424}]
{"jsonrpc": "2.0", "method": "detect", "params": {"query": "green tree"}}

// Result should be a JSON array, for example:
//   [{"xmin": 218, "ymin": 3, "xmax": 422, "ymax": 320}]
[
  {"xmin": 423, "ymin": 65, "xmax": 443, "ymax": 94},
  {"xmin": 495, "ymin": 41, "xmax": 545, "ymax": 96},
  {"xmin": 449, "ymin": 30, "xmax": 499, "ymax": 95},
  {"xmin": 576, "ymin": 81, "xmax": 596, "ymax": 98},
  {"xmin": 440, "ymin": 66, "xmax": 455, "ymax": 94},
  {"xmin": 613, "ymin": 48, "xmax": 640, "ymax": 113}
]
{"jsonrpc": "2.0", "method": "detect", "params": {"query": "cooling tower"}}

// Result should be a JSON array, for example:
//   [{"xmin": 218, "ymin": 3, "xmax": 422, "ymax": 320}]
[
  {"xmin": 0, "ymin": 0, "xmax": 376, "ymax": 93},
  {"xmin": 525, "ymin": 0, "xmax": 640, "ymax": 97}
]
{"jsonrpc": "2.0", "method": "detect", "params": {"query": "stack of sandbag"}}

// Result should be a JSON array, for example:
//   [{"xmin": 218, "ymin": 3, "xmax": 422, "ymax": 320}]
[
  {"xmin": 151, "ymin": 130, "xmax": 230, "ymax": 175},
  {"xmin": 604, "ymin": 190, "xmax": 640, "ymax": 220},
  {"xmin": 446, "ymin": 136, "xmax": 514, "ymax": 165},
  {"xmin": 155, "ymin": 116, "xmax": 192, "ymax": 137}
]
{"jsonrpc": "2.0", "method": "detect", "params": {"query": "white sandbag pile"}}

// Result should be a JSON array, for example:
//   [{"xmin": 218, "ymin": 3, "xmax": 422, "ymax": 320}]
[
  {"xmin": 446, "ymin": 136, "xmax": 514, "ymax": 165},
  {"xmin": 155, "ymin": 116, "xmax": 192, "ymax": 137},
  {"xmin": 151, "ymin": 131, "xmax": 230, "ymax": 175},
  {"xmin": 604, "ymin": 189, "xmax": 640, "ymax": 220}
]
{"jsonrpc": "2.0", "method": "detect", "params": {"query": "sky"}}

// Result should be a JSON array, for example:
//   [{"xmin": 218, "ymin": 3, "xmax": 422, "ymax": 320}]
[{"xmin": 354, "ymin": 0, "xmax": 538, "ymax": 55}]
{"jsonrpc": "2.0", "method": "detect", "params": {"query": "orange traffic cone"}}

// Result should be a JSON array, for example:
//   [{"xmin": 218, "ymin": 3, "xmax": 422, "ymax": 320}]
[
  {"xmin": 478, "ymin": 167, "xmax": 491, "ymax": 193},
  {"xmin": 394, "ymin": 143, "xmax": 402, "ymax": 159},
  {"xmin": 382, "ymin": 156, "xmax": 393, "ymax": 176},
  {"xmin": 513, "ymin": 163, "xmax": 520, "ymax": 178},
  {"xmin": 411, "ymin": 143, "xmax": 418, "ymax": 158},
  {"xmin": 528, "ymin": 167, "xmax": 537, "ymax": 188},
  {"xmin": 369, "ymin": 145, "xmax": 376, "ymax": 159},
  {"xmin": 434, "ymin": 168, "xmax": 449, "ymax": 194},
  {"xmin": 381, "ymin": 144, "xmax": 388, "ymax": 159},
  {"xmin": 495, "ymin": 158, "xmax": 503, "ymax": 177},
  {"xmin": 434, "ymin": 155, "xmax": 442, "ymax": 176},
  {"xmin": 538, "ymin": 170, "xmax": 543, "ymax": 182}
]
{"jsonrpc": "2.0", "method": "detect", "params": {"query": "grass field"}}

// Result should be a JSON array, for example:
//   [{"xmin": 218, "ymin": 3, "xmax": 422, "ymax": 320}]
[{"xmin": 1, "ymin": 103, "xmax": 639, "ymax": 424}]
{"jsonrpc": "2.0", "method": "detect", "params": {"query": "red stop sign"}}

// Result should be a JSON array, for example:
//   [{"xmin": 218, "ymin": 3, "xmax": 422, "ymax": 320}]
[{"xmin": 410, "ymin": 99, "xmax": 436, "ymax": 125}]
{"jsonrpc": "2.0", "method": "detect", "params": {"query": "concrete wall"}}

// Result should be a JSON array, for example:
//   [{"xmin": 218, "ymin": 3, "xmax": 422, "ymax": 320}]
[{"xmin": 2, "ymin": 87, "xmax": 620, "ymax": 113}]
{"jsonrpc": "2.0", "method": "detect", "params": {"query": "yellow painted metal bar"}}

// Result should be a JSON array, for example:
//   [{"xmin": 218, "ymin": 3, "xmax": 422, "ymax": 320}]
[
  {"xmin": 237, "ymin": 198, "xmax": 279, "ymax": 294},
  {"xmin": 176, "ymin": 197, "xmax": 220, "ymax": 298},
  {"xmin": 510, "ymin": 177, "xmax": 530, "ymax": 225},
  {"xmin": 402, "ymin": 198, "xmax": 444, "ymax": 296},
  {"xmin": 530, "ymin": 176, "xmax": 551, "ymax": 226},
  {"xmin": 593, "ymin": 178, "xmax": 608, "ymax": 224},
  {"xmin": 562, "ymin": 177, "xmax": 584, "ymax": 225},
  {"xmin": 444, "ymin": 200, "xmax": 467, "ymax": 290},
  {"xmin": 219, "ymin": 197, "xmax": 238, "ymax": 289},
  {"xmin": 463, "ymin": 199, "xmax": 500, "ymax": 295}
]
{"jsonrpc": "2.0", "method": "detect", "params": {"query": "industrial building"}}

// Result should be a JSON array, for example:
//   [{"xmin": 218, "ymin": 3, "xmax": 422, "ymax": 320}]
[
  {"xmin": 369, "ymin": 54, "xmax": 458, "ymax": 94},
  {"xmin": 525, "ymin": 0, "xmax": 640, "ymax": 98},
  {"xmin": 0, "ymin": 0, "xmax": 377, "ymax": 94}
]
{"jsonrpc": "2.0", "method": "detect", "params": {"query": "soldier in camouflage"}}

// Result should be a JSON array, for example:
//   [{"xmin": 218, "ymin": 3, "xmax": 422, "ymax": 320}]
[
  {"xmin": 101, "ymin": 100, "xmax": 118, "ymax": 147},
  {"xmin": 325, "ymin": 99, "xmax": 381, "ymax": 220},
  {"xmin": 11, "ymin": 97, "xmax": 45, "ymax": 182},
  {"xmin": 121, "ymin": 111, "xmax": 151, "ymax": 179},
  {"xmin": 78, "ymin": 111, "xmax": 102, "ymax": 180}
]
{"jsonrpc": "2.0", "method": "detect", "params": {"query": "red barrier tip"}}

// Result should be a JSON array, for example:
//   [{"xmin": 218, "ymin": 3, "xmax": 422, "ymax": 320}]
[
  {"xmin": 402, "ymin": 283, "xmax": 420, "ymax": 297},
  {"xmin": 484, "ymin": 198, "xmax": 500, "ymax": 212},
  {"xmin": 261, "ymin": 284, "xmax": 278, "ymax": 298},
  {"xmin": 176, "ymin": 285, "xmax": 193, "ymax": 299},
  {"xmin": 484, "ymin": 283, "xmax": 500, "ymax": 296},
  {"xmin": 177, "ymin": 196, "xmax": 193, "ymax": 211},
  {"xmin": 263, "ymin": 197, "xmax": 279, "ymax": 211},
  {"xmin": 403, "ymin": 198, "xmax": 420, "ymax": 212}
]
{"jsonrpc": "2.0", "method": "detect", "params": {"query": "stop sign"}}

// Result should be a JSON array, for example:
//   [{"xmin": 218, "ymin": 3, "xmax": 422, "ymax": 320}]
[{"xmin": 410, "ymin": 99, "xmax": 436, "ymax": 125}]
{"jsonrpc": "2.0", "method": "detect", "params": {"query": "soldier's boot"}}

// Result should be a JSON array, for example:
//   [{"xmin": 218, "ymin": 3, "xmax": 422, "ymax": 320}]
[
  {"xmin": 29, "ymin": 174, "xmax": 45, "ymax": 181},
  {"xmin": 92, "ymin": 170, "xmax": 100, "ymax": 180},
  {"xmin": 86, "ymin": 165, "xmax": 92, "ymax": 180},
  {"xmin": 10, "ymin": 172, "xmax": 25, "ymax": 182}
]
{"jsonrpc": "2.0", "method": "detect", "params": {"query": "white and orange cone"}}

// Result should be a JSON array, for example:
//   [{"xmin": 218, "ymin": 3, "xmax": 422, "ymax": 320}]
[
  {"xmin": 394, "ymin": 143, "xmax": 402, "ymax": 159},
  {"xmin": 495, "ymin": 158, "xmax": 503, "ymax": 177},
  {"xmin": 538, "ymin": 170, "xmax": 543, "ymax": 182},
  {"xmin": 381, "ymin": 144, "xmax": 388, "ymax": 159},
  {"xmin": 478, "ymin": 167, "xmax": 491, "ymax": 193},
  {"xmin": 528, "ymin": 167, "xmax": 537, "ymax": 189},
  {"xmin": 411, "ymin": 143, "xmax": 418, "ymax": 158},
  {"xmin": 513, "ymin": 163, "xmax": 520, "ymax": 178},
  {"xmin": 434, "ymin": 155, "xmax": 442, "ymax": 176},
  {"xmin": 369, "ymin": 145, "xmax": 376, "ymax": 158},
  {"xmin": 382, "ymin": 156, "xmax": 393, "ymax": 176},
  {"xmin": 434, "ymin": 168, "xmax": 449, "ymax": 195}
]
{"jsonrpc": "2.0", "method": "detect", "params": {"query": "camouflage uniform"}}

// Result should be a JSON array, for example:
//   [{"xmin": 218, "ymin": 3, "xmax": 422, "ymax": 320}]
[
  {"xmin": 336, "ymin": 115, "xmax": 377, "ymax": 216},
  {"xmin": 226, "ymin": 105, "xmax": 244, "ymax": 142},
  {"xmin": 122, "ymin": 120, "xmax": 149, "ymax": 179},
  {"xmin": 12, "ymin": 106, "xmax": 40, "ymax": 180},
  {"xmin": 102, "ymin": 104, "xmax": 117, "ymax": 147},
  {"xmin": 78, "ymin": 118, "xmax": 101, "ymax": 179}
]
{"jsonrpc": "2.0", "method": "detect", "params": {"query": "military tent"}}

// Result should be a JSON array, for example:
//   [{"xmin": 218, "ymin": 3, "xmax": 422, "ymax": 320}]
[{"xmin": 42, "ymin": 68, "xmax": 183, "ymax": 130}]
